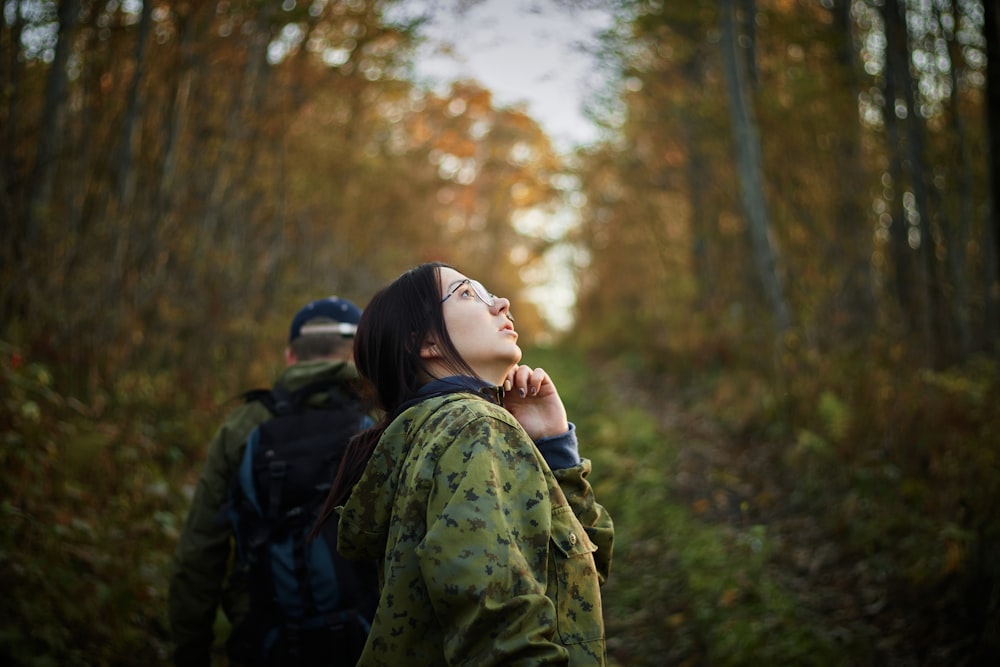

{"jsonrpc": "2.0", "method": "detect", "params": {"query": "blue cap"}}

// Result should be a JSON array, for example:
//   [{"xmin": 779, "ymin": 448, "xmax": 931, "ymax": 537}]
[{"xmin": 288, "ymin": 297, "xmax": 362, "ymax": 342}]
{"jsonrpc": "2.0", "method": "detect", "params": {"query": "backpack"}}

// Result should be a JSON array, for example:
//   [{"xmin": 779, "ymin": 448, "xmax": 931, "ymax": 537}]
[{"xmin": 225, "ymin": 379, "xmax": 378, "ymax": 667}]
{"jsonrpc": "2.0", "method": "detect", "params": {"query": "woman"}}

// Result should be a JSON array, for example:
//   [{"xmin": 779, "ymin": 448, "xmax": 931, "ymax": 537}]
[{"xmin": 317, "ymin": 262, "xmax": 613, "ymax": 666}]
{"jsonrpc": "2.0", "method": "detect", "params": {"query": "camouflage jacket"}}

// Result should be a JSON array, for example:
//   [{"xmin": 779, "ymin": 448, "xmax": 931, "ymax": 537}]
[
  {"xmin": 168, "ymin": 360, "xmax": 363, "ymax": 667},
  {"xmin": 338, "ymin": 389, "xmax": 614, "ymax": 666}
]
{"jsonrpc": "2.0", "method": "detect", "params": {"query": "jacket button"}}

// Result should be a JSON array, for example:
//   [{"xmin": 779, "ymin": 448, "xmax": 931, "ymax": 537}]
[{"xmin": 568, "ymin": 532, "xmax": 577, "ymax": 546}]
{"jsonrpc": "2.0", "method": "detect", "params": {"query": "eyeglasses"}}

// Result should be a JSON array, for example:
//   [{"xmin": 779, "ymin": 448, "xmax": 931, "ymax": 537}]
[{"xmin": 441, "ymin": 279, "xmax": 495, "ymax": 307}]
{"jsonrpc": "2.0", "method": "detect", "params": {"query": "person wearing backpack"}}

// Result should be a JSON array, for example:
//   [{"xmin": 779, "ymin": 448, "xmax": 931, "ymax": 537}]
[
  {"xmin": 314, "ymin": 263, "xmax": 614, "ymax": 666},
  {"xmin": 169, "ymin": 296, "xmax": 377, "ymax": 667}
]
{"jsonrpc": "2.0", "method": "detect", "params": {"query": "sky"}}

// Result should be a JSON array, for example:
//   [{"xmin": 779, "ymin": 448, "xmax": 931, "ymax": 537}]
[
  {"xmin": 393, "ymin": 1, "xmax": 618, "ymax": 331},
  {"xmin": 404, "ymin": 0, "xmax": 615, "ymax": 152}
]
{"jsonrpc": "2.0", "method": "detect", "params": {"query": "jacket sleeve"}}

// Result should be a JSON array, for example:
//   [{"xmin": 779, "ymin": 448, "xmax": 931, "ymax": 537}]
[
  {"xmin": 551, "ymin": 459, "xmax": 614, "ymax": 585},
  {"xmin": 167, "ymin": 404, "xmax": 262, "ymax": 667},
  {"xmin": 418, "ymin": 416, "xmax": 569, "ymax": 666},
  {"xmin": 534, "ymin": 424, "xmax": 614, "ymax": 585}
]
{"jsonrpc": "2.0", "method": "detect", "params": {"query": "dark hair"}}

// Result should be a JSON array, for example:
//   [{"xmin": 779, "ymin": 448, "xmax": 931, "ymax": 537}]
[{"xmin": 315, "ymin": 262, "xmax": 480, "ymax": 528}]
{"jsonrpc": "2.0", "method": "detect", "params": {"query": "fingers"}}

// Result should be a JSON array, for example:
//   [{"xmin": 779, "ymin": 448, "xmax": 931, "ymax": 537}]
[{"xmin": 505, "ymin": 364, "xmax": 549, "ymax": 398}]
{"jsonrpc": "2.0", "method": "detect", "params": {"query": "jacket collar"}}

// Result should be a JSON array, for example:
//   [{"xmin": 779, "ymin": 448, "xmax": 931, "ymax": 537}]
[{"xmin": 414, "ymin": 375, "xmax": 505, "ymax": 407}]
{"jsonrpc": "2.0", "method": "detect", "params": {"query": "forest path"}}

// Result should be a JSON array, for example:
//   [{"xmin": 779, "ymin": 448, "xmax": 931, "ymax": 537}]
[{"xmin": 612, "ymin": 371, "xmax": 911, "ymax": 660}]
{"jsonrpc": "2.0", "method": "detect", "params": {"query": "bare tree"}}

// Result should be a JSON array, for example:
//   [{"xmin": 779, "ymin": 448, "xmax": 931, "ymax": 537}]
[
  {"xmin": 26, "ymin": 0, "xmax": 81, "ymax": 240},
  {"xmin": 719, "ymin": 0, "xmax": 792, "ymax": 334},
  {"xmin": 112, "ymin": 0, "xmax": 153, "ymax": 211},
  {"xmin": 883, "ymin": 0, "xmax": 945, "ymax": 364},
  {"xmin": 984, "ymin": 0, "xmax": 1000, "ymax": 351},
  {"xmin": 0, "ymin": 0, "xmax": 27, "ymax": 319},
  {"xmin": 938, "ymin": 0, "xmax": 975, "ymax": 357}
]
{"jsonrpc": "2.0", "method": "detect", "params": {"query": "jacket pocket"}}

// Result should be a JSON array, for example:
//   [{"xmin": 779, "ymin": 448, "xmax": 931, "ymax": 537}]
[{"xmin": 548, "ymin": 504, "xmax": 605, "ymax": 645}]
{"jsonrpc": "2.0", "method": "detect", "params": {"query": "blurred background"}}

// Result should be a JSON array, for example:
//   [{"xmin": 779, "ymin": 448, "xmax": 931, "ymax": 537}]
[{"xmin": 2, "ymin": 0, "xmax": 998, "ymax": 664}]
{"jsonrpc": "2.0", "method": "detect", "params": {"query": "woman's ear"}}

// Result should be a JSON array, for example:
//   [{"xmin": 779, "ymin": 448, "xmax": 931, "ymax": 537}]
[{"xmin": 419, "ymin": 336, "xmax": 440, "ymax": 360}]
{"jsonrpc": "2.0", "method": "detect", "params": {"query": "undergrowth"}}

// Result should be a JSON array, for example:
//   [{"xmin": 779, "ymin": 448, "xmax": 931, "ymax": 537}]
[{"xmin": 2, "ymin": 339, "xmax": 997, "ymax": 665}]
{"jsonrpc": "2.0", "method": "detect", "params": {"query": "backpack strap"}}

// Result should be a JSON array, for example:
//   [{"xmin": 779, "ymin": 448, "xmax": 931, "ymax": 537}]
[
  {"xmin": 292, "ymin": 529, "xmax": 318, "ymax": 617},
  {"xmin": 241, "ymin": 387, "xmax": 276, "ymax": 409},
  {"xmin": 240, "ymin": 377, "xmax": 345, "ymax": 415},
  {"xmin": 272, "ymin": 378, "xmax": 353, "ymax": 414},
  {"xmin": 258, "ymin": 378, "xmax": 346, "ymax": 525},
  {"xmin": 266, "ymin": 458, "xmax": 287, "ymax": 521},
  {"xmin": 229, "ymin": 373, "xmax": 373, "ymax": 653}
]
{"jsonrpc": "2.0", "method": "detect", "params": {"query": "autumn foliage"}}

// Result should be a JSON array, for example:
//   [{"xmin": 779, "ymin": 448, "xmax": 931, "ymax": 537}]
[{"xmin": 2, "ymin": 1, "xmax": 999, "ymax": 665}]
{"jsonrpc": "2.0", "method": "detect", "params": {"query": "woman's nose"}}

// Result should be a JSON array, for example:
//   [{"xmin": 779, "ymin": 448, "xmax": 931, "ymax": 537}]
[{"xmin": 493, "ymin": 296, "xmax": 514, "ymax": 322}]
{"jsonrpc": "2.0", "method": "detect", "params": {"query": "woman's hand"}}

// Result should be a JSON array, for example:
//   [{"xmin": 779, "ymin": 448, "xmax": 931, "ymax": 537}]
[{"xmin": 502, "ymin": 364, "xmax": 569, "ymax": 441}]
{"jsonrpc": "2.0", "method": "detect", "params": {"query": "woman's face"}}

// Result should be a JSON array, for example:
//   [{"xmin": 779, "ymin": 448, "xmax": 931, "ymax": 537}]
[{"xmin": 434, "ymin": 266, "xmax": 521, "ymax": 384}]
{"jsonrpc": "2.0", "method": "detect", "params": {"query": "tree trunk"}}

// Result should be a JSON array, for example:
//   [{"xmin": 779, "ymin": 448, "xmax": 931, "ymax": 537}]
[
  {"xmin": 109, "ymin": 0, "xmax": 154, "ymax": 305},
  {"xmin": 829, "ymin": 0, "xmax": 875, "ymax": 337},
  {"xmin": 883, "ymin": 0, "xmax": 943, "ymax": 365},
  {"xmin": 880, "ymin": 5, "xmax": 915, "ymax": 338},
  {"xmin": 719, "ymin": 0, "xmax": 792, "ymax": 333},
  {"xmin": 27, "ymin": 0, "xmax": 81, "ymax": 240},
  {"xmin": 0, "ymin": 0, "xmax": 27, "ymax": 319},
  {"xmin": 1, "ymin": 0, "xmax": 25, "ymax": 216},
  {"xmin": 200, "ymin": 5, "xmax": 275, "ymax": 252},
  {"xmin": 940, "ymin": 0, "xmax": 974, "ymax": 359},
  {"xmin": 159, "ymin": 3, "xmax": 210, "ymax": 215},
  {"xmin": 984, "ymin": 0, "xmax": 1000, "ymax": 352},
  {"xmin": 113, "ymin": 0, "xmax": 153, "ymax": 210}
]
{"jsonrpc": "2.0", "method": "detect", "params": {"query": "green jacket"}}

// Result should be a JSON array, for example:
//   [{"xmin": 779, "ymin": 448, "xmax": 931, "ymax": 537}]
[
  {"xmin": 168, "ymin": 360, "xmax": 361, "ymax": 667},
  {"xmin": 338, "ymin": 391, "xmax": 614, "ymax": 666}
]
